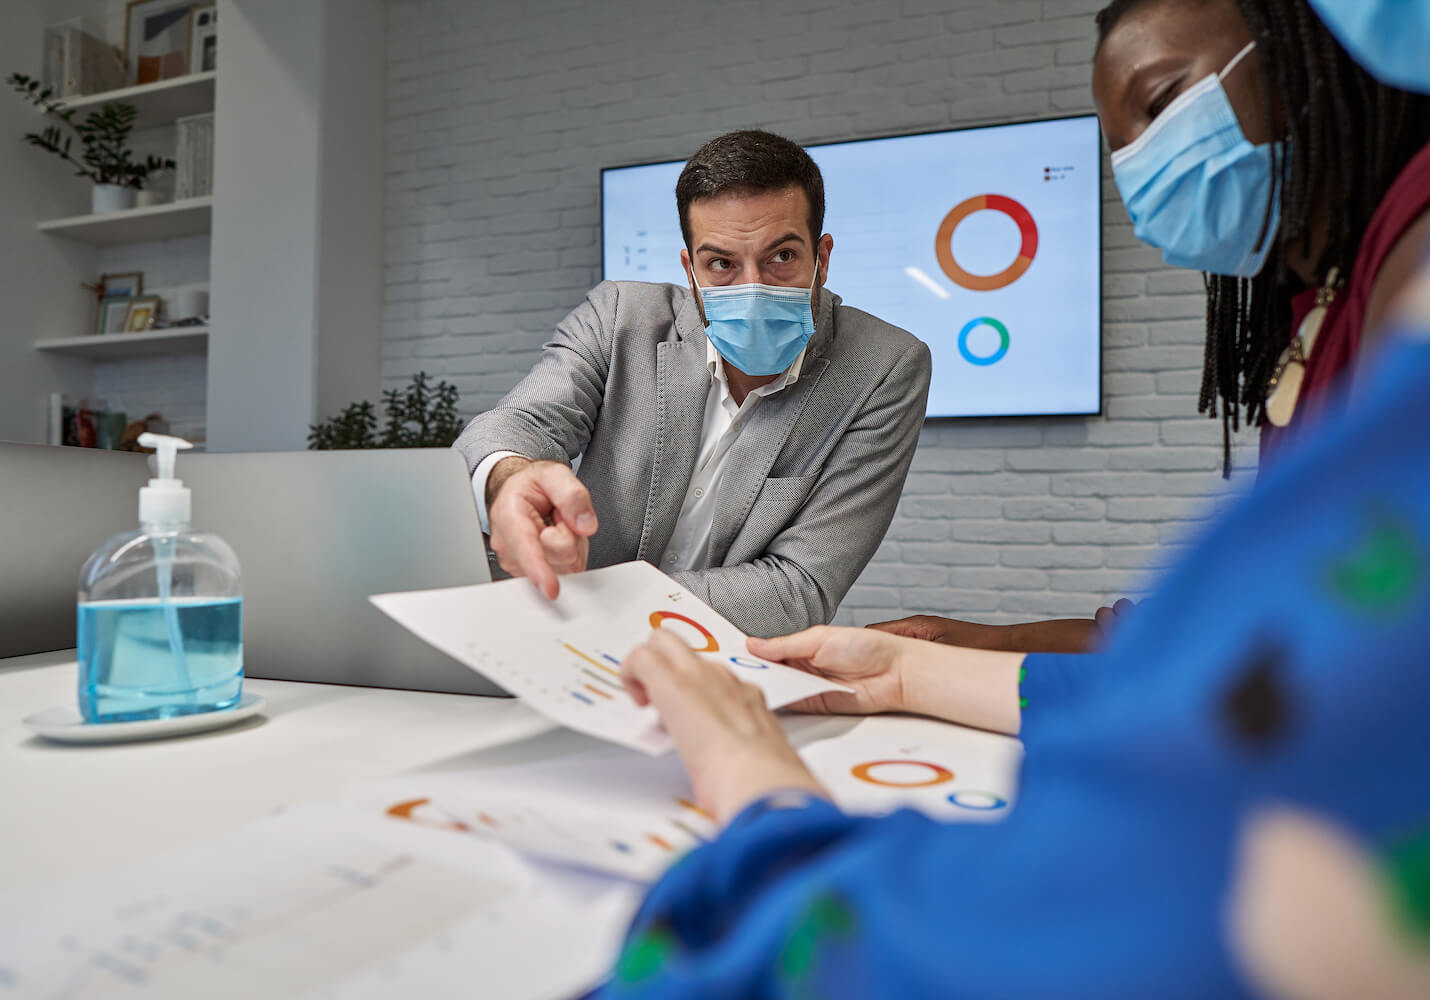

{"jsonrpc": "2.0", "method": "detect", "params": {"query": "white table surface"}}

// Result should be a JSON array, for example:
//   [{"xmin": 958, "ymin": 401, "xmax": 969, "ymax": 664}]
[{"xmin": 0, "ymin": 650, "xmax": 557, "ymax": 894}]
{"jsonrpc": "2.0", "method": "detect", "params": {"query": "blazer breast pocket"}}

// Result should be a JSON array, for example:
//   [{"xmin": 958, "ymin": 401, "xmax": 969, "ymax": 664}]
[{"xmin": 746, "ymin": 473, "xmax": 819, "ymax": 532}]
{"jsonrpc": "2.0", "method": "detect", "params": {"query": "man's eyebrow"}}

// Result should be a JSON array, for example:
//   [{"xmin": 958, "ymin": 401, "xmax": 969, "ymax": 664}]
[
  {"xmin": 761, "ymin": 232, "xmax": 806, "ymax": 254},
  {"xmin": 695, "ymin": 232, "xmax": 807, "ymax": 257}
]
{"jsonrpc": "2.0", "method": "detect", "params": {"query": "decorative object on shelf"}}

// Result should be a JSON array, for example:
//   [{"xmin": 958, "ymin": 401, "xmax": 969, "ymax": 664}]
[
  {"xmin": 43, "ymin": 19, "xmax": 127, "ymax": 99},
  {"xmin": 171, "ymin": 286, "xmax": 208, "ymax": 322},
  {"xmin": 101, "ymin": 271, "xmax": 143, "ymax": 297},
  {"xmin": 65, "ymin": 397, "xmax": 97, "ymax": 447},
  {"xmin": 7, "ymin": 74, "xmax": 177, "ymax": 213},
  {"xmin": 174, "ymin": 112, "xmax": 213, "ymax": 199},
  {"xmin": 93, "ymin": 182, "xmax": 134, "ymax": 214},
  {"xmin": 189, "ymin": 3, "xmax": 217, "ymax": 74},
  {"xmin": 47, "ymin": 393, "xmax": 62, "ymax": 445},
  {"xmin": 52, "ymin": 396, "xmax": 126, "ymax": 449},
  {"xmin": 96, "ymin": 296, "xmax": 134, "ymax": 335},
  {"xmin": 83, "ymin": 273, "xmax": 144, "ymax": 334},
  {"xmin": 124, "ymin": 295, "xmax": 161, "ymax": 332},
  {"xmin": 97, "ymin": 409, "xmax": 129, "ymax": 450},
  {"xmin": 309, "ymin": 372, "xmax": 464, "ymax": 450},
  {"xmin": 120, "ymin": 413, "xmax": 170, "ymax": 452},
  {"xmin": 124, "ymin": 1, "xmax": 199, "ymax": 86}
]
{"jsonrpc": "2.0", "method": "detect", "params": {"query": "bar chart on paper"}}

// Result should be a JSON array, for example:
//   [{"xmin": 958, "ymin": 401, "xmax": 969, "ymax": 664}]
[
  {"xmin": 429, "ymin": 793, "xmax": 715, "ymax": 883},
  {"xmin": 373, "ymin": 750, "xmax": 721, "ymax": 883},
  {"xmin": 370, "ymin": 561, "xmax": 850, "ymax": 754}
]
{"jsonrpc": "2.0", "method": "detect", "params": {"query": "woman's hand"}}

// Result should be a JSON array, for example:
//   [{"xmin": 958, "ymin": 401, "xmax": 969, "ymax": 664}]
[
  {"xmin": 755, "ymin": 625, "xmax": 1027, "ymax": 736},
  {"xmin": 622, "ymin": 630, "xmax": 827, "ymax": 824},
  {"xmin": 746, "ymin": 626, "xmax": 908, "ymax": 716}
]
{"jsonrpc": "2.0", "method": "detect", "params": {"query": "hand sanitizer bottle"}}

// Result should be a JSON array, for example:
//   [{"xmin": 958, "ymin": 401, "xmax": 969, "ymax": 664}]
[{"xmin": 77, "ymin": 433, "xmax": 243, "ymax": 723}]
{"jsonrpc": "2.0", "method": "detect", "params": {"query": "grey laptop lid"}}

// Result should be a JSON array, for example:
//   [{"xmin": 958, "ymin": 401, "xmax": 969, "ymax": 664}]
[{"xmin": 0, "ymin": 443, "xmax": 501, "ymax": 697}]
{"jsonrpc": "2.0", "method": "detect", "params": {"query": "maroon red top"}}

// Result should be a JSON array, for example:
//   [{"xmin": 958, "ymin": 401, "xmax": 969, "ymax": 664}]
[{"xmin": 1260, "ymin": 141, "xmax": 1430, "ymax": 461}]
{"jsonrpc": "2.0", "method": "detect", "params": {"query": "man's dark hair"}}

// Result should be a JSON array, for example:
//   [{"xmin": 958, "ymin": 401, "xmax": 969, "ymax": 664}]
[
  {"xmin": 675, "ymin": 130, "xmax": 825, "ymax": 250},
  {"xmin": 1096, "ymin": 0, "xmax": 1430, "ymax": 474}
]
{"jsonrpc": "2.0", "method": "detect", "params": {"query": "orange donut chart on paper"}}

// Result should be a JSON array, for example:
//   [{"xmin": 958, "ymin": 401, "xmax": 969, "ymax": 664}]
[
  {"xmin": 936, "ymin": 194, "xmax": 1039, "ymax": 292},
  {"xmin": 849, "ymin": 760, "xmax": 955, "ymax": 788},
  {"xmin": 386, "ymin": 797, "xmax": 472, "ymax": 832},
  {"xmin": 649, "ymin": 611, "xmax": 720, "ymax": 653}
]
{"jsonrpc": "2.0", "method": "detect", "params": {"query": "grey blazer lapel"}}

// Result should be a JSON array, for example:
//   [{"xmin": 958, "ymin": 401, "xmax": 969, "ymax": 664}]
[{"xmin": 639, "ymin": 299, "xmax": 711, "ymax": 561}]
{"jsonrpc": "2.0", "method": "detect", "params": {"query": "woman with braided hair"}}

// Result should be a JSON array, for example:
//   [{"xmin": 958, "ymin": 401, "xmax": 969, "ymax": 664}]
[
  {"xmin": 871, "ymin": 0, "xmax": 1430, "ymax": 654},
  {"xmin": 1093, "ymin": 0, "xmax": 1430, "ymax": 468}
]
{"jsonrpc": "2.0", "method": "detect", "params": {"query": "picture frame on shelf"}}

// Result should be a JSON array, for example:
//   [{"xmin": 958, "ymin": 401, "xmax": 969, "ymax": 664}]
[
  {"xmin": 189, "ymin": 3, "xmax": 216, "ymax": 74},
  {"xmin": 97, "ymin": 296, "xmax": 134, "ymax": 335},
  {"xmin": 124, "ymin": 1, "xmax": 196, "ymax": 85},
  {"xmin": 101, "ymin": 272, "xmax": 143, "ymax": 298},
  {"xmin": 123, "ymin": 295, "xmax": 161, "ymax": 333}
]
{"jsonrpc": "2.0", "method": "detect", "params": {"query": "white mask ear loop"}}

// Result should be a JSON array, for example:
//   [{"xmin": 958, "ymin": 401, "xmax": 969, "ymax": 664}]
[
  {"xmin": 688, "ymin": 259, "xmax": 710, "ymax": 327},
  {"xmin": 1218, "ymin": 40, "xmax": 1257, "ymax": 81}
]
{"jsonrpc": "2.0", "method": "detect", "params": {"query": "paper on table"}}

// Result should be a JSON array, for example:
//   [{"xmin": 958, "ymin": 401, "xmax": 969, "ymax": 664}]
[
  {"xmin": 370, "ymin": 560, "xmax": 851, "ymax": 755},
  {"xmin": 0, "ymin": 800, "xmax": 639, "ymax": 1000},
  {"xmin": 801, "ymin": 715, "xmax": 1024, "ymax": 822},
  {"xmin": 356, "ymin": 749, "xmax": 717, "ymax": 884},
  {"xmin": 349, "ymin": 714, "xmax": 1023, "ymax": 884}
]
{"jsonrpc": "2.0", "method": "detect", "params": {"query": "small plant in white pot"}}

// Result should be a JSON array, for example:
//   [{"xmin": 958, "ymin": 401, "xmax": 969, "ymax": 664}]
[{"xmin": 8, "ymin": 73, "xmax": 175, "ymax": 215}]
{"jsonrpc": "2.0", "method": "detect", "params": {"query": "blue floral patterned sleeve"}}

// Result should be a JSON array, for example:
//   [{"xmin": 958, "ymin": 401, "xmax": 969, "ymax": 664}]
[{"xmin": 598, "ymin": 325, "xmax": 1430, "ymax": 999}]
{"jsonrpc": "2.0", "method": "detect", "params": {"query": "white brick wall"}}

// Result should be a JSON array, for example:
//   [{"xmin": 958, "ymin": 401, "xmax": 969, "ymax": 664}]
[{"xmin": 383, "ymin": 0, "xmax": 1259, "ymax": 627}]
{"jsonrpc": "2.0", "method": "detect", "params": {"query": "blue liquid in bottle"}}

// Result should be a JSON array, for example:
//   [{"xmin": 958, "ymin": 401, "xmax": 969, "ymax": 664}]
[{"xmin": 78, "ymin": 597, "xmax": 243, "ymax": 722}]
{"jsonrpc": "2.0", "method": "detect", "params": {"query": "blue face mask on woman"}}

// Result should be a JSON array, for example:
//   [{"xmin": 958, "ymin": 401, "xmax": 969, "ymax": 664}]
[
  {"xmin": 693, "ymin": 267, "xmax": 819, "ymax": 377},
  {"xmin": 1111, "ymin": 41, "xmax": 1283, "ymax": 278},
  {"xmin": 1308, "ymin": 0, "xmax": 1430, "ymax": 94}
]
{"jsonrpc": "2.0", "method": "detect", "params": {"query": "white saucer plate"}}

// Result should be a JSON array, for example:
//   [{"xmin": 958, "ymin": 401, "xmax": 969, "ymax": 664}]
[{"xmin": 23, "ymin": 693, "xmax": 267, "ymax": 745}]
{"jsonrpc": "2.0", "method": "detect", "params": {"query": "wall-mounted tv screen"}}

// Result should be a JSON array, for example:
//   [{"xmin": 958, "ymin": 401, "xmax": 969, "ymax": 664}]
[{"xmin": 601, "ymin": 115, "xmax": 1102, "ymax": 418}]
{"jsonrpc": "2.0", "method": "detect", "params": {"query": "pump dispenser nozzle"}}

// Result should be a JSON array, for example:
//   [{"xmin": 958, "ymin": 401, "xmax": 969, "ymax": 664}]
[{"xmin": 138, "ymin": 432, "xmax": 194, "ymax": 526}]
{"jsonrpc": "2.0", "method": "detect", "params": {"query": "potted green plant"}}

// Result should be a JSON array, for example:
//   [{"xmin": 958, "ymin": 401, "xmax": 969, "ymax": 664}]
[
  {"xmin": 309, "ymin": 372, "xmax": 465, "ymax": 450},
  {"xmin": 8, "ymin": 73, "xmax": 175, "ymax": 214}
]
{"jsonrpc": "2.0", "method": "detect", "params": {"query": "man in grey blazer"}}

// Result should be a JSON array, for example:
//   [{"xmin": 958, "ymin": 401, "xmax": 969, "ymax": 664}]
[{"xmin": 454, "ymin": 130, "xmax": 931, "ymax": 637}]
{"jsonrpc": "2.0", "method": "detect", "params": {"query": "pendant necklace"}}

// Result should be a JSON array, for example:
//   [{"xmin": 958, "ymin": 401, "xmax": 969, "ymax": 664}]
[{"xmin": 1265, "ymin": 266, "xmax": 1342, "ymax": 428}]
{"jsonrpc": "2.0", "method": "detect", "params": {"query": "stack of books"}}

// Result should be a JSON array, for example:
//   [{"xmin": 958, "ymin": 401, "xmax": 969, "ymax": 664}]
[
  {"xmin": 43, "ymin": 21, "xmax": 126, "ymax": 98},
  {"xmin": 175, "ymin": 112, "xmax": 214, "ymax": 200}
]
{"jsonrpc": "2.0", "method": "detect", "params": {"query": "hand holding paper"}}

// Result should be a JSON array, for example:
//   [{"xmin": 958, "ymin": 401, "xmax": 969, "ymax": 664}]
[
  {"xmin": 370, "ymin": 561, "xmax": 851, "ymax": 755},
  {"xmin": 623, "ymin": 630, "xmax": 828, "ymax": 821}
]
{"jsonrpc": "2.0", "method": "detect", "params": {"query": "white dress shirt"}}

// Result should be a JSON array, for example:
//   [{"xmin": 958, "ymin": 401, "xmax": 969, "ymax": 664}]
[{"xmin": 471, "ymin": 340, "xmax": 807, "ymax": 573}]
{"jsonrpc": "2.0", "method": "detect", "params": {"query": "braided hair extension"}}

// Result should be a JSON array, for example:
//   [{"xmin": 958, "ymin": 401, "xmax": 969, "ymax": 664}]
[{"xmin": 1096, "ymin": 0, "xmax": 1430, "ymax": 474}]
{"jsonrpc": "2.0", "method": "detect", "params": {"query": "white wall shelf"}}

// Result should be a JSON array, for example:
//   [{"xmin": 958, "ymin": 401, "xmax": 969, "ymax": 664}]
[
  {"xmin": 37, "ymin": 197, "xmax": 213, "ymax": 247},
  {"xmin": 35, "ymin": 327, "xmax": 208, "ymax": 360},
  {"xmin": 55, "ymin": 72, "xmax": 216, "ymax": 131}
]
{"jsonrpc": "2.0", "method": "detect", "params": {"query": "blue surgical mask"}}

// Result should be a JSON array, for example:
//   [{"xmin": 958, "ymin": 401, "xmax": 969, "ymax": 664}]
[
  {"xmin": 1309, "ymin": 0, "xmax": 1430, "ymax": 94},
  {"xmin": 1111, "ymin": 42, "xmax": 1283, "ymax": 278},
  {"xmin": 693, "ymin": 268, "xmax": 818, "ymax": 377}
]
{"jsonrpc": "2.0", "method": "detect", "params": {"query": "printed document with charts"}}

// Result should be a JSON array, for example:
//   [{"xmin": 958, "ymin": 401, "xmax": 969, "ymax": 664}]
[{"xmin": 370, "ymin": 561, "xmax": 850, "ymax": 755}]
